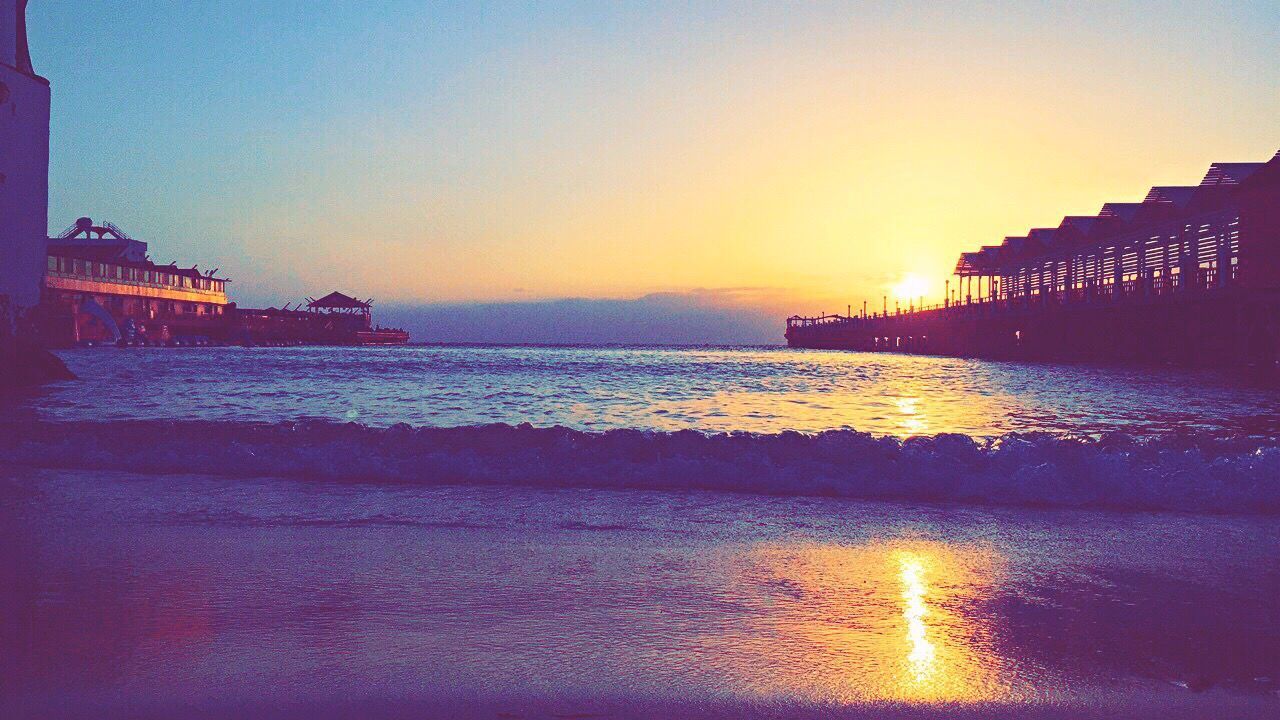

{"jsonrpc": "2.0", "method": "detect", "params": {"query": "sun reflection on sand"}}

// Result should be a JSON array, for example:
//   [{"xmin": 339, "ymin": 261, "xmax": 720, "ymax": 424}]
[
  {"xmin": 899, "ymin": 552, "xmax": 936, "ymax": 684},
  {"xmin": 716, "ymin": 540, "xmax": 1014, "ymax": 705}
]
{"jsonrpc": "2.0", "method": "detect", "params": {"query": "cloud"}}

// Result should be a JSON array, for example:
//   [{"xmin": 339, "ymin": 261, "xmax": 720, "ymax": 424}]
[{"xmin": 375, "ymin": 290, "xmax": 794, "ymax": 345}]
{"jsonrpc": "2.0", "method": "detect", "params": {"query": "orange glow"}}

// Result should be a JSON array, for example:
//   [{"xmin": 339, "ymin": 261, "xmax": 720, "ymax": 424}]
[
  {"xmin": 707, "ymin": 539, "xmax": 1015, "ymax": 705},
  {"xmin": 48, "ymin": 3, "xmax": 1274, "ymax": 314},
  {"xmin": 899, "ymin": 551, "xmax": 936, "ymax": 684},
  {"xmin": 892, "ymin": 274, "xmax": 932, "ymax": 304},
  {"xmin": 621, "ymin": 348, "xmax": 1016, "ymax": 436}
]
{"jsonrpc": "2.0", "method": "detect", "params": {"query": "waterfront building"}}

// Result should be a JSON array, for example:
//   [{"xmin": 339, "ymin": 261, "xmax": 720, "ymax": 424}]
[
  {"xmin": 306, "ymin": 292, "xmax": 410, "ymax": 345},
  {"xmin": 35, "ymin": 219, "xmax": 410, "ymax": 347},
  {"xmin": 39, "ymin": 218, "xmax": 230, "ymax": 345},
  {"xmin": 233, "ymin": 292, "xmax": 409, "ymax": 346}
]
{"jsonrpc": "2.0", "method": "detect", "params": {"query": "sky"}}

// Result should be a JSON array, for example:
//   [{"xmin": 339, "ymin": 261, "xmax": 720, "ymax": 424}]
[{"xmin": 27, "ymin": 1, "xmax": 1280, "ymax": 343}]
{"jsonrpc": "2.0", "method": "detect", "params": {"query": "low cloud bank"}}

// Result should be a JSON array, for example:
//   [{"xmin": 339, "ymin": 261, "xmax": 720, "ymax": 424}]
[{"xmin": 376, "ymin": 290, "xmax": 792, "ymax": 345}]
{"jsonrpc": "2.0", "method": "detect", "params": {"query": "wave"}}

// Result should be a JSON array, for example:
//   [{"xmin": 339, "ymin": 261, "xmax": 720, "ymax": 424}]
[{"xmin": 3, "ymin": 420, "xmax": 1279, "ymax": 514}]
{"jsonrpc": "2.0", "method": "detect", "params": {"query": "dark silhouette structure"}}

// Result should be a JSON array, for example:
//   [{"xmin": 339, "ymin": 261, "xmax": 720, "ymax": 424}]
[
  {"xmin": 0, "ymin": 0, "xmax": 73, "ymax": 384},
  {"xmin": 0, "ymin": 0, "xmax": 50, "ymax": 321},
  {"xmin": 231, "ymin": 292, "xmax": 409, "ymax": 346},
  {"xmin": 786, "ymin": 150, "xmax": 1280, "ymax": 366}
]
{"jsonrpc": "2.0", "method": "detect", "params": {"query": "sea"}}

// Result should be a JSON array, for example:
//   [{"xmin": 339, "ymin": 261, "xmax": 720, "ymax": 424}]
[{"xmin": 3, "ymin": 345, "xmax": 1279, "ymax": 719}]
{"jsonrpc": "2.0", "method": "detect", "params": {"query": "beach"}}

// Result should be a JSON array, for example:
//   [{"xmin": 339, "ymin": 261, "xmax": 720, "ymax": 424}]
[
  {"xmin": 3, "ymin": 465, "xmax": 1277, "ymax": 719},
  {"xmin": 2, "ymin": 346, "xmax": 1279, "ymax": 718}
]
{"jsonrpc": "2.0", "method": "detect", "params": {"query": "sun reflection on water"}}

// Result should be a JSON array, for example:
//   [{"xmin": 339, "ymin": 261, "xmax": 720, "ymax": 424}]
[{"xmin": 894, "ymin": 396, "xmax": 928, "ymax": 435}]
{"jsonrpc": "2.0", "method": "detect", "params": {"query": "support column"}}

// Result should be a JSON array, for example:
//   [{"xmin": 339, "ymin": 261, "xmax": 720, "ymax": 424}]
[
  {"xmin": 0, "ymin": 0, "xmax": 51, "ymax": 327},
  {"xmin": 1161, "ymin": 233, "xmax": 1172, "ymax": 293},
  {"xmin": 1216, "ymin": 221, "xmax": 1231, "ymax": 287},
  {"xmin": 1112, "ymin": 244, "xmax": 1124, "ymax": 297},
  {"xmin": 1182, "ymin": 224, "xmax": 1200, "ymax": 291},
  {"xmin": 1136, "ymin": 238, "xmax": 1147, "ymax": 295}
]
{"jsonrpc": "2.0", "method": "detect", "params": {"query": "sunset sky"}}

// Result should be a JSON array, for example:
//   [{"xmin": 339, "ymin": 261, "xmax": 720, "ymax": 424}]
[{"xmin": 29, "ymin": 1, "xmax": 1279, "ymax": 340}]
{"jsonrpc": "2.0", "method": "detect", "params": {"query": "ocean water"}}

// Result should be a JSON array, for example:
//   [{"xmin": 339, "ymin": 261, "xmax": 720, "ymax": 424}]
[
  {"xmin": 3, "ymin": 346, "xmax": 1280, "ymax": 718},
  {"xmin": 21, "ymin": 345, "xmax": 1280, "ymax": 436}
]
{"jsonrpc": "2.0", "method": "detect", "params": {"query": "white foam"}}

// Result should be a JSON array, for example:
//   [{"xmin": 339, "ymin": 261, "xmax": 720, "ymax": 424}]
[{"xmin": 3, "ymin": 420, "xmax": 1278, "ymax": 514}]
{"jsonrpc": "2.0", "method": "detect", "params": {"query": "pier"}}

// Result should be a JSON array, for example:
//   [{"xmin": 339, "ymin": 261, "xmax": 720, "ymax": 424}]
[{"xmin": 787, "ymin": 150, "xmax": 1280, "ymax": 366}]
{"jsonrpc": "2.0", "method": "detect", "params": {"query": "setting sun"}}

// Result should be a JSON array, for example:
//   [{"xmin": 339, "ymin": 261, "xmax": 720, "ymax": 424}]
[{"xmin": 892, "ymin": 274, "xmax": 932, "ymax": 303}]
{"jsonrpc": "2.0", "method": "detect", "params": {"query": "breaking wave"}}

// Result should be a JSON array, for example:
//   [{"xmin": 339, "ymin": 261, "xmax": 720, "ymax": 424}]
[{"xmin": 3, "ymin": 420, "xmax": 1280, "ymax": 514}]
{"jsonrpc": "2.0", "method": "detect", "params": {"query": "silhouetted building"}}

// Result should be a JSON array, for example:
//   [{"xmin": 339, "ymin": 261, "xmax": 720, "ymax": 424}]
[
  {"xmin": 233, "ymin": 292, "xmax": 408, "ymax": 346},
  {"xmin": 787, "ymin": 149, "xmax": 1280, "ymax": 366}
]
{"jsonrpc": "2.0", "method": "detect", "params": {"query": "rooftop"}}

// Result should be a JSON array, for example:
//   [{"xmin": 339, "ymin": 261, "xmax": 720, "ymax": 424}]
[
  {"xmin": 954, "ymin": 150, "xmax": 1280, "ymax": 275},
  {"xmin": 307, "ymin": 291, "xmax": 372, "ymax": 310}
]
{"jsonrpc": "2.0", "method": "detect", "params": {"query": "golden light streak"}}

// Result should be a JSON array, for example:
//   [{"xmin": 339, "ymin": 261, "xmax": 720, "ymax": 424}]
[
  {"xmin": 898, "ymin": 552, "xmax": 936, "ymax": 684},
  {"xmin": 894, "ymin": 396, "xmax": 928, "ymax": 436},
  {"xmin": 712, "ymin": 540, "xmax": 1015, "ymax": 705}
]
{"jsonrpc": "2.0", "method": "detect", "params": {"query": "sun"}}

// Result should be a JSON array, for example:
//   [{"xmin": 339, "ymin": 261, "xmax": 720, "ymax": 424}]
[{"xmin": 892, "ymin": 274, "xmax": 931, "ymax": 302}]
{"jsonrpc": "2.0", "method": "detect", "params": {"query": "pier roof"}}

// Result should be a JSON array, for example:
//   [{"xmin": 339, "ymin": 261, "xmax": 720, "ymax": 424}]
[
  {"xmin": 308, "ymin": 291, "xmax": 371, "ymax": 310},
  {"xmin": 1143, "ymin": 186, "xmax": 1198, "ymax": 207},
  {"xmin": 46, "ymin": 217, "xmax": 227, "ymax": 282},
  {"xmin": 47, "ymin": 242, "xmax": 227, "ymax": 282},
  {"xmin": 1059, "ymin": 216, "xmax": 1098, "ymax": 232},
  {"xmin": 1027, "ymin": 228, "xmax": 1064, "ymax": 249},
  {"xmin": 1097, "ymin": 203, "xmax": 1146, "ymax": 222},
  {"xmin": 1199, "ymin": 162, "xmax": 1265, "ymax": 187},
  {"xmin": 1239, "ymin": 152, "xmax": 1280, "ymax": 190},
  {"xmin": 948, "ymin": 151, "xmax": 1280, "ymax": 278}
]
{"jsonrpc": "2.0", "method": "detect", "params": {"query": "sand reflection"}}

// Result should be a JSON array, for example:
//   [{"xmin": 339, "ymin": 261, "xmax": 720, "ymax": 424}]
[
  {"xmin": 719, "ymin": 540, "xmax": 1011, "ymax": 704},
  {"xmin": 899, "ymin": 552, "xmax": 936, "ymax": 684}
]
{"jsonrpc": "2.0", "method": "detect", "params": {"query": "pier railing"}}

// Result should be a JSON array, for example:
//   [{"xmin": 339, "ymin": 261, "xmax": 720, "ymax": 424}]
[{"xmin": 786, "ymin": 265, "xmax": 1240, "ymax": 331}]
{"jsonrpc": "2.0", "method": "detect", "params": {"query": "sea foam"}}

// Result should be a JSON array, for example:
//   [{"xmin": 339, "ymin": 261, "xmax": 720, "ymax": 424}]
[{"xmin": 3, "ymin": 420, "xmax": 1278, "ymax": 514}]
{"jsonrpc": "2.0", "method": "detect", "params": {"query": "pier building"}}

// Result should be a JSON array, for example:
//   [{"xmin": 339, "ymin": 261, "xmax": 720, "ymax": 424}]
[
  {"xmin": 786, "ymin": 150, "xmax": 1280, "ymax": 366},
  {"xmin": 37, "ymin": 218, "xmax": 230, "ymax": 345},
  {"xmin": 233, "ymin": 292, "xmax": 409, "ymax": 346},
  {"xmin": 33, "ymin": 219, "xmax": 408, "ymax": 347},
  {"xmin": 3, "ymin": 5, "xmax": 405, "ymax": 351}
]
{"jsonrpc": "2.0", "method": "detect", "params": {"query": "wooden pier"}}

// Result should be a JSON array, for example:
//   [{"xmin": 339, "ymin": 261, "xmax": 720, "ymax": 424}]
[{"xmin": 786, "ymin": 150, "xmax": 1280, "ymax": 367}]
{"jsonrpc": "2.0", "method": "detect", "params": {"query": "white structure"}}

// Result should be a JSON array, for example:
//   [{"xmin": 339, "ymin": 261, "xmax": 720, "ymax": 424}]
[{"xmin": 0, "ymin": 0, "xmax": 50, "ymax": 321}]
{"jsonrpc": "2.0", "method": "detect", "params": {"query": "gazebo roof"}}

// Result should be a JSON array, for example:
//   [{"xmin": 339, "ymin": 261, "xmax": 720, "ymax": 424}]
[{"xmin": 307, "ymin": 291, "xmax": 371, "ymax": 309}]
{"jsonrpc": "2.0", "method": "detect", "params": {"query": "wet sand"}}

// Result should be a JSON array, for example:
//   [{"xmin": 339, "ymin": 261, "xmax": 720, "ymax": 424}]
[{"xmin": 3, "ymin": 468, "xmax": 1277, "ymax": 719}]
